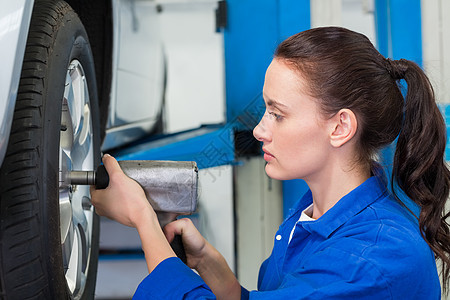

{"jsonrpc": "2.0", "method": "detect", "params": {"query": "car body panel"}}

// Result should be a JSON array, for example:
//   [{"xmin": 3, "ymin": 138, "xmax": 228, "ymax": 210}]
[
  {"xmin": 102, "ymin": 0, "xmax": 165, "ymax": 150},
  {"xmin": 0, "ymin": 0, "xmax": 166, "ymax": 162},
  {"xmin": 0, "ymin": 0, "xmax": 34, "ymax": 167}
]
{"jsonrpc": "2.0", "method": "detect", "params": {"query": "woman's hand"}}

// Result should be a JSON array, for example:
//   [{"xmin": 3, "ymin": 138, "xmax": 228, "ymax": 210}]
[
  {"xmin": 163, "ymin": 218, "xmax": 208, "ymax": 270},
  {"xmin": 90, "ymin": 154, "xmax": 176, "ymax": 272},
  {"xmin": 90, "ymin": 154, "xmax": 156, "ymax": 229},
  {"xmin": 164, "ymin": 219, "xmax": 241, "ymax": 300}
]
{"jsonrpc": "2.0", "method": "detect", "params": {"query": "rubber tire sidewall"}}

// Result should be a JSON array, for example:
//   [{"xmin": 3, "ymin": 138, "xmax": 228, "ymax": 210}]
[
  {"xmin": 0, "ymin": 2, "xmax": 100, "ymax": 299},
  {"xmin": 42, "ymin": 8, "xmax": 101, "ymax": 300}
]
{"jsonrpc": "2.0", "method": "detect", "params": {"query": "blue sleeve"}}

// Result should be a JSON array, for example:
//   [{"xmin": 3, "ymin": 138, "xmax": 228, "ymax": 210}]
[
  {"xmin": 132, "ymin": 257, "xmax": 215, "ymax": 299},
  {"xmin": 241, "ymin": 286, "xmax": 250, "ymax": 300}
]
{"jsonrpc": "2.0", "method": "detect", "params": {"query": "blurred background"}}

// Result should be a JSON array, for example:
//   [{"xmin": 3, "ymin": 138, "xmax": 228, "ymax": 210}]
[
  {"xmin": 95, "ymin": 0, "xmax": 450, "ymax": 298},
  {"xmin": 1, "ymin": 0, "xmax": 448, "ymax": 299}
]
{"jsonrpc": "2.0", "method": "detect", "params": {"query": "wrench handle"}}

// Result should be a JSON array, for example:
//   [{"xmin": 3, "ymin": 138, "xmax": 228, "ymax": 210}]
[{"xmin": 170, "ymin": 235, "xmax": 187, "ymax": 263}]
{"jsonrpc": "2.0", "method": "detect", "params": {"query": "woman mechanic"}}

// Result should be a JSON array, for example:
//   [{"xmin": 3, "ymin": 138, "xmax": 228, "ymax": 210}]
[{"xmin": 91, "ymin": 27, "xmax": 450, "ymax": 299}]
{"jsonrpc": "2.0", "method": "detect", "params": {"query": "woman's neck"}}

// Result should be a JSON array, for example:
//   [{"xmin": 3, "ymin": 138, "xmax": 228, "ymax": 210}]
[{"xmin": 306, "ymin": 161, "xmax": 370, "ymax": 220}]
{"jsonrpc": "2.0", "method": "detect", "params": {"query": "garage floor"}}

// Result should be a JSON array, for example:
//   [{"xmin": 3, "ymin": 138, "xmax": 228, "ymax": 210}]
[{"xmin": 96, "ymin": 256, "xmax": 148, "ymax": 299}]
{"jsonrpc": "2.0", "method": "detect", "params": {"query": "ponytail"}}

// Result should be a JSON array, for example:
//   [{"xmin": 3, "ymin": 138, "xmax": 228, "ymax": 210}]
[{"xmin": 389, "ymin": 59, "xmax": 450, "ymax": 292}]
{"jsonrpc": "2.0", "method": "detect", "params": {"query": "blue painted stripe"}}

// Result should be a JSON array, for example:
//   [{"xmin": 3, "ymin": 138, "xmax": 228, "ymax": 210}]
[
  {"xmin": 374, "ymin": 0, "xmax": 423, "ymax": 65},
  {"xmin": 278, "ymin": 0, "xmax": 311, "ymax": 42},
  {"xmin": 443, "ymin": 104, "xmax": 450, "ymax": 161},
  {"xmin": 282, "ymin": 179, "xmax": 309, "ymax": 219},
  {"xmin": 278, "ymin": 0, "xmax": 311, "ymax": 218},
  {"xmin": 112, "ymin": 125, "xmax": 235, "ymax": 170},
  {"xmin": 389, "ymin": 0, "xmax": 423, "ymax": 64},
  {"xmin": 374, "ymin": 0, "xmax": 390, "ymax": 57},
  {"xmin": 224, "ymin": 0, "xmax": 311, "ymax": 130},
  {"xmin": 224, "ymin": 0, "xmax": 278, "ymax": 126},
  {"xmin": 222, "ymin": 1, "xmax": 311, "ymax": 218},
  {"xmin": 99, "ymin": 252, "xmax": 145, "ymax": 261}
]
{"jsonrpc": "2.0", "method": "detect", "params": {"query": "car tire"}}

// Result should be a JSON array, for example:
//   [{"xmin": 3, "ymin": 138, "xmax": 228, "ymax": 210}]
[{"xmin": 0, "ymin": 1, "xmax": 100, "ymax": 299}]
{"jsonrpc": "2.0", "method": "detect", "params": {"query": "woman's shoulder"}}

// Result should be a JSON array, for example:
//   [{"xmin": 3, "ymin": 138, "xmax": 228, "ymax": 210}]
[
  {"xmin": 332, "ymin": 192, "xmax": 428, "ymax": 257},
  {"xmin": 304, "ymin": 197, "xmax": 440, "ymax": 298},
  {"xmin": 322, "ymin": 194, "xmax": 440, "ymax": 295}
]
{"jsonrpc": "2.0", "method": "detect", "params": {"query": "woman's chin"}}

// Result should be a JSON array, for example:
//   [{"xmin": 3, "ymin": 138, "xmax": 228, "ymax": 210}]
[{"xmin": 264, "ymin": 164, "xmax": 288, "ymax": 181}]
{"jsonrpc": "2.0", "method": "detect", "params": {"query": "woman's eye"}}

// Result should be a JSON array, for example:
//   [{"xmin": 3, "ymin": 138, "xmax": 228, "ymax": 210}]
[{"xmin": 268, "ymin": 111, "xmax": 283, "ymax": 121}]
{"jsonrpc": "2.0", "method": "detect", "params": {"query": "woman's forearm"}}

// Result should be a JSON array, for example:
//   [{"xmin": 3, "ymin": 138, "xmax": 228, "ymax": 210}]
[
  {"xmin": 195, "ymin": 241, "xmax": 241, "ymax": 300},
  {"xmin": 135, "ymin": 210, "xmax": 176, "ymax": 273}
]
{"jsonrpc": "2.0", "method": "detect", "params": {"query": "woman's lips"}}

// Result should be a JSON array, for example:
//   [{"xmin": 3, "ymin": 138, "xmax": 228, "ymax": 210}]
[{"xmin": 263, "ymin": 148, "xmax": 275, "ymax": 161}]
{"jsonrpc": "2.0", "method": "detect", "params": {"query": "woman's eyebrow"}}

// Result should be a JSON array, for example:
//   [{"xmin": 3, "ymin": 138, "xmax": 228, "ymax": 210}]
[{"xmin": 265, "ymin": 98, "xmax": 288, "ymax": 111}]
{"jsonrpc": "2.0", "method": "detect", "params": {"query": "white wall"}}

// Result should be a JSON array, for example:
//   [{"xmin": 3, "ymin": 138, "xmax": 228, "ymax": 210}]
[
  {"xmin": 311, "ymin": 0, "xmax": 376, "ymax": 44},
  {"xmin": 235, "ymin": 157, "xmax": 283, "ymax": 290},
  {"xmin": 422, "ymin": 2, "xmax": 450, "ymax": 297},
  {"xmin": 421, "ymin": 0, "xmax": 450, "ymax": 105},
  {"xmin": 159, "ymin": 0, "xmax": 226, "ymax": 133}
]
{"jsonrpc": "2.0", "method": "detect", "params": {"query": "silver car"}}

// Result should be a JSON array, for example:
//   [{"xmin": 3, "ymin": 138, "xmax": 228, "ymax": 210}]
[{"xmin": 0, "ymin": 0, "xmax": 165, "ymax": 298}]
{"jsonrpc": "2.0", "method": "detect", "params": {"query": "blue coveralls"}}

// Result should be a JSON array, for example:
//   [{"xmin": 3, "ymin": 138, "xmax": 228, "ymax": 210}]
[{"xmin": 133, "ymin": 176, "xmax": 441, "ymax": 299}]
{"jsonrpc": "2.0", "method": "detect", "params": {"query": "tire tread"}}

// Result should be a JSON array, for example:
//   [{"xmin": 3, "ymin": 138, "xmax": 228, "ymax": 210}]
[{"xmin": 0, "ymin": 1, "xmax": 74, "ymax": 299}]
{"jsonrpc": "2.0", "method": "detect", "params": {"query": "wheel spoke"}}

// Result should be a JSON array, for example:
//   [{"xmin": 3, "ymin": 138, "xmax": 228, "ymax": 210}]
[
  {"xmin": 61, "ymin": 97, "xmax": 74, "ymax": 151},
  {"xmin": 68, "ymin": 64, "xmax": 84, "ymax": 136},
  {"xmin": 72, "ymin": 104, "xmax": 92, "ymax": 169},
  {"xmin": 59, "ymin": 190, "xmax": 73, "ymax": 244},
  {"xmin": 59, "ymin": 148, "xmax": 72, "ymax": 243},
  {"xmin": 65, "ymin": 227, "xmax": 82, "ymax": 293},
  {"xmin": 72, "ymin": 186, "xmax": 89, "ymax": 234}
]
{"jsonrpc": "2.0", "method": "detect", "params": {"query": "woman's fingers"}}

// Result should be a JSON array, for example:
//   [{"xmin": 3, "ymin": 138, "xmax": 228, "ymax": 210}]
[
  {"xmin": 101, "ymin": 154, "xmax": 123, "ymax": 182},
  {"xmin": 164, "ymin": 218, "xmax": 205, "ymax": 255},
  {"xmin": 89, "ymin": 154, "xmax": 155, "ymax": 228},
  {"xmin": 164, "ymin": 218, "xmax": 190, "ymax": 243}
]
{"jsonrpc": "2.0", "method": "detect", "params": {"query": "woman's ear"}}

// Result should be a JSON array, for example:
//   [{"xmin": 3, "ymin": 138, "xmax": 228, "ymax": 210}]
[{"xmin": 329, "ymin": 109, "xmax": 357, "ymax": 148}]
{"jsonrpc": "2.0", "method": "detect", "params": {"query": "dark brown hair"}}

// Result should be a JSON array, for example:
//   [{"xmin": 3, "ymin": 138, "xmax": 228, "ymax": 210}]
[{"xmin": 275, "ymin": 26, "xmax": 450, "ymax": 292}]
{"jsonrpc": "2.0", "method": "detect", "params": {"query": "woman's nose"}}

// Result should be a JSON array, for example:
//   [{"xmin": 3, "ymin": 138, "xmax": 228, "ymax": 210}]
[{"xmin": 253, "ymin": 118, "xmax": 270, "ymax": 142}]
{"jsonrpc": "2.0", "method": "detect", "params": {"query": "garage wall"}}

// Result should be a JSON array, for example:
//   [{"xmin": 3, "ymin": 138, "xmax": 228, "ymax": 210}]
[
  {"xmin": 422, "ymin": 0, "xmax": 450, "ymax": 105},
  {"xmin": 159, "ymin": 0, "xmax": 226, "ymax": 133}
]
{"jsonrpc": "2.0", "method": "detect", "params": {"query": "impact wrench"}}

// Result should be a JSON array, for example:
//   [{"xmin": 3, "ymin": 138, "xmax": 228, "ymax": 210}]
[{"xmin": 67, "ymin": 160, "xmax": 199, "ymax": 263}]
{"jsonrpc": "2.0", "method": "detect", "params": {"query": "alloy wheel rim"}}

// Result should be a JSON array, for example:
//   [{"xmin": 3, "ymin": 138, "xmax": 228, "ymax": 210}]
[{"xmin": 59, "ymin": 59, "xmax": 95, "ymax": 297}]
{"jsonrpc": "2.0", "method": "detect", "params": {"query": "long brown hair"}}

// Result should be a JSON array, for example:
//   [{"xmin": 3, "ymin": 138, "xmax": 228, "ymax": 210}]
[{"xmin": 275, "ymin": 26, "xmax": 450, "ymax": 292}]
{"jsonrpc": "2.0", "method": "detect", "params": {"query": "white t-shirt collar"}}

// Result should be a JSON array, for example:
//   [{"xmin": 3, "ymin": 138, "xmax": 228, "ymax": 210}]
[{"xmin": 288, "ymin": 203, "xmax": 315, "ymax": 243}]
